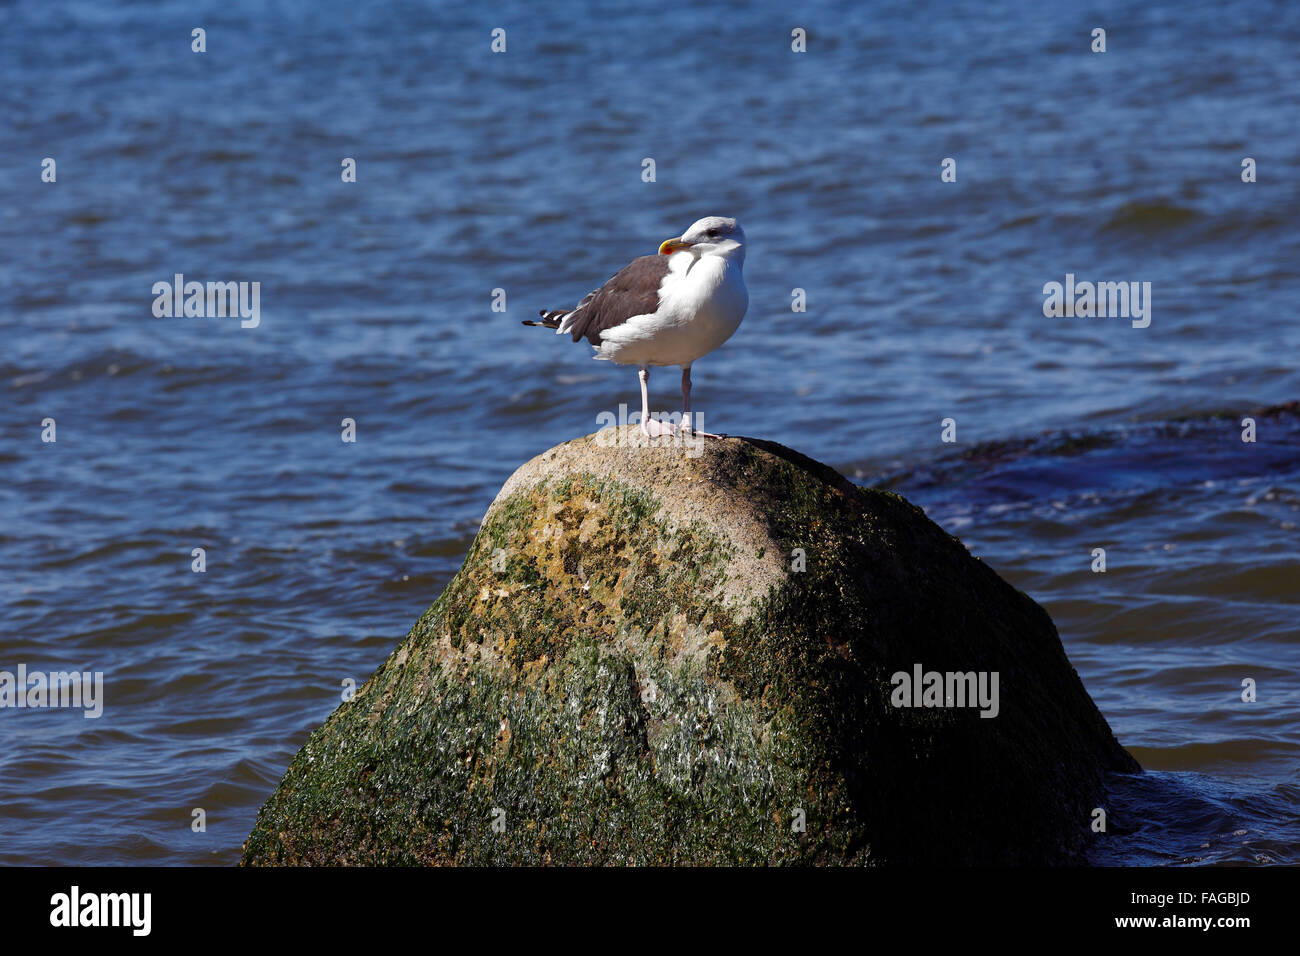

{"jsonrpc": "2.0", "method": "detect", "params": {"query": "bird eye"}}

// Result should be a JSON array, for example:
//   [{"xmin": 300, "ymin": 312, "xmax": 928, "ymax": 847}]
[{"xmin": 705, "ymin": 228, "xmax": 719, "ymax": 239}]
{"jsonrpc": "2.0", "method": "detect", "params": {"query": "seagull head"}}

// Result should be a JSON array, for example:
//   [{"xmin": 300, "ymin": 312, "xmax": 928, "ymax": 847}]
[{"xmin": 658, "ymin": 216, "xmax": 745, "ymax": 264}]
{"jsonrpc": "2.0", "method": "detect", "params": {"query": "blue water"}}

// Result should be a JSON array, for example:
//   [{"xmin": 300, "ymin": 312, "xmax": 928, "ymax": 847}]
[{"xmin": 1, "ymin": 0, "xmax": 1297, "ymax": 864}]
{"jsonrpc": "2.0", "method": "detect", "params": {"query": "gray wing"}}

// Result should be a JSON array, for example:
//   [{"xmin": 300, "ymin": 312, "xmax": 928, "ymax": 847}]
[{"xmin": 529, "ymin": 255, "xmax": 670, "ymax": 346}]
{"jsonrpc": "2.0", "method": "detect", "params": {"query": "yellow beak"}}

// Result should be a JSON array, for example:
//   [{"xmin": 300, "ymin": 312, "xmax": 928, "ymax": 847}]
[{"xmin": 658, "ymin": 237, "xmax": 691, "ymax": 255}]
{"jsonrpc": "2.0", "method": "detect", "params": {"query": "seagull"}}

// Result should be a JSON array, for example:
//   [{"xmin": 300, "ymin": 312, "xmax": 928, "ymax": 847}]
[{"xmin": 524, "ymin": 216, "xmax": 748, "ymax": 438}]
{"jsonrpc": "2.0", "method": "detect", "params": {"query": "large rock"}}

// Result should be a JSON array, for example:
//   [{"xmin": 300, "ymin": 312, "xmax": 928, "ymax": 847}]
[{"xmin": 242, "ymin": 426, "xmax": 1138, "ymax": 865}]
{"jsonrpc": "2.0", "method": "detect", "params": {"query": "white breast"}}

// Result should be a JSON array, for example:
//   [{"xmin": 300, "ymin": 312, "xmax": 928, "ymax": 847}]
[{"xmin": 596, "ymin": 253, "xmax": 748, "ymax": 367}]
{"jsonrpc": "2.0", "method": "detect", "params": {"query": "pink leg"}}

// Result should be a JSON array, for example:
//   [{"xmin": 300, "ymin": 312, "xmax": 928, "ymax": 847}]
[
  {"xmin": 680, "ymin": 365, "xmax": 725, "ymax": 439},
  {"xmin": 639, "ymin": 367, "xmax": 675, "ymax": 438}
]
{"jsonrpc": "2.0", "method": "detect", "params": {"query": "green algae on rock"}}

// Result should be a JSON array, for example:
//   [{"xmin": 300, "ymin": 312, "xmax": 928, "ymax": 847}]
[{"xmin": 241, "ymin": 425, "xmax": 1138, "ymax": 866}]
